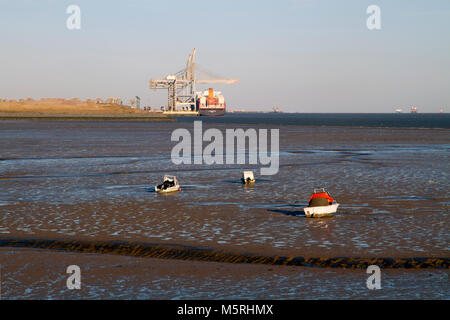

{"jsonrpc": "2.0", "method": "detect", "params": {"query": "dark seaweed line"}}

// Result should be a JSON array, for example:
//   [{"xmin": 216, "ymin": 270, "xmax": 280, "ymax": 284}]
[{"xmin": 0, "ymin": 238, "xmax": 448, "ymax": 269}]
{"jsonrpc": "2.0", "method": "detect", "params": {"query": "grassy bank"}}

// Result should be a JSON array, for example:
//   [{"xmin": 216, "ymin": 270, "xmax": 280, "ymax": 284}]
[
  {"xmin": 0, "ymin": 113, "xmax": 174, "ymax": 121},
  {"xmin": 0, "ymin": 100, "xmax": 173, "ymax": 121}
]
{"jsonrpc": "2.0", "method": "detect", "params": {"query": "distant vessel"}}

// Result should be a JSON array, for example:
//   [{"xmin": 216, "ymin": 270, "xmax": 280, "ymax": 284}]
[
  {"xmin": 395, "ymin": 108, "xmax": 403, "ymax": 113},
  {"xmin": 410, "ymin": 106, "xmax": 418, "ymax": 113},
  {"xmin": 272, "ymin": 106, "xmax": 282, "ymax": 113},
  {"xmin": 440, "ymin": 108, "xmax": 444, "ymax": 114},
  {"xmin": 197, "ymin": 88, "xmax": 226, "ymax": 116}
]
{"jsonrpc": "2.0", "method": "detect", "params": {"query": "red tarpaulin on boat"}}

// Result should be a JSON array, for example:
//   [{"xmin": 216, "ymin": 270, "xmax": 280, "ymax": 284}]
[{"xmin": 308, "ymin": 192, "xmax": 335, "ymax": 203}]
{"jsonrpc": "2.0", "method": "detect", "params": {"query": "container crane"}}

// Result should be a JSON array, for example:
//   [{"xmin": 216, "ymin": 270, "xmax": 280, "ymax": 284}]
[{"xmin": 149, "ymin": 48, "xmax": 238, "ymax": 113}]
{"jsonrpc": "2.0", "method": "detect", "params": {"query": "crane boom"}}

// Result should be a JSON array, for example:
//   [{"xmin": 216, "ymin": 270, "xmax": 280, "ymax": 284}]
[{"xmin": 196, "ymin": 79, "xmax": 239, "ymax": 84}]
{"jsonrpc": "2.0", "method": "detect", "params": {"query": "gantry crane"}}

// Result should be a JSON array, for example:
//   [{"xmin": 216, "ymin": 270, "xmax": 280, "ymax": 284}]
[{"xmin": 149, "ymin": 48, "xmax": 238, "ymax": 112}]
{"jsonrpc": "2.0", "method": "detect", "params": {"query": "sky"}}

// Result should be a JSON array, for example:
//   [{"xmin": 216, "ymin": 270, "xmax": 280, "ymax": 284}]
[{"xmin": 1, "ymin": 0, "xmax": 449, "ymax": 112}]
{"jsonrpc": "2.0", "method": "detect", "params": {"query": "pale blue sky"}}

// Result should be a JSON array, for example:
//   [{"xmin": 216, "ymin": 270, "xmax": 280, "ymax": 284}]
[{"xmin": 1, "ymin": 0, "xmax": 449, "ymax": 112}]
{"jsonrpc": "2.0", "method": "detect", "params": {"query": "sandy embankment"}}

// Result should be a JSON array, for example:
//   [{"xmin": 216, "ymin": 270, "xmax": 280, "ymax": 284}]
[{"xmin": 0, "ymin": 99, "xmax": 171, "ymax": 120}]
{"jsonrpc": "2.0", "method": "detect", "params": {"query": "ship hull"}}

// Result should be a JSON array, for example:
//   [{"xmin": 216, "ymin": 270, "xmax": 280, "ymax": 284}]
[{"xmin": 199, "ymin": 108, "xmax": 225, "ymax": 116}]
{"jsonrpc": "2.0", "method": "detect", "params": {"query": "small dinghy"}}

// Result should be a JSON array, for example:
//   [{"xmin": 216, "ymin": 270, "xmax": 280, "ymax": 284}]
[
  {"xmin": 155, "ymin": 175, "xmax": 180, "ymax": 193},
  {"xmin": 303, "ymin": 187, "xmax": 339, "ymax": 218},
  {"xmin": 241, "ymin": 171, "xmax": 255, "ymax": 184}
]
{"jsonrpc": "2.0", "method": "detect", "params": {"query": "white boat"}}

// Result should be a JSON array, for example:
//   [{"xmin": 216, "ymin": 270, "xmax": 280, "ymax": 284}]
[
  {"xmin": 241, "ymin": 171, "xmax": 255, "ymax": 184},
  {"xmin": 303, "ymin": 203, "xmax": 339, "ymax": 218},
  {"xmin": 155, "ymin": 175, "xmax": 180, "ymax": 193},
  {"xmin": 303, "ymin": 187, "xmax": 339, "ymax": 218}
]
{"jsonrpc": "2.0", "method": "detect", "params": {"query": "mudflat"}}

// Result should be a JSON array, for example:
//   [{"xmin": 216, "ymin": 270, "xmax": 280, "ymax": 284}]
[
  {"xmin": 1, "ymin": 247, "xmax": 448, "ymax": 299},
  {"xmin": 0, "ymin": 116, "xmax": 448, "ymax": 298}
]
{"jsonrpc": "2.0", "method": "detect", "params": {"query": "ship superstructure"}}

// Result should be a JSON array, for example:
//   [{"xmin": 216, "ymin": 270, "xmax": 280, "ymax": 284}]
[{"xmin": 196, "ymin": 88, "xmax": 226, "ymax": 116}]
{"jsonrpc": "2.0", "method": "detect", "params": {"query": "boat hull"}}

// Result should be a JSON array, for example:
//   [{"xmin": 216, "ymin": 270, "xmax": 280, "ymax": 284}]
[
  {"xmin": 199, "ymin": 108, "xmax": 225, "ymax": 116},
  {"xmin": 155, "ymin": 185, "xmax": 180, "ymax": 193},
  {"xmin": 303, "ymin": 203, "xmax": 339, "ymax": 218}
]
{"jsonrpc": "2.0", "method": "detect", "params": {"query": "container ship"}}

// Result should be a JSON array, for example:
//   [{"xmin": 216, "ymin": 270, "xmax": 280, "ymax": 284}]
[
  {"xmin": 196, "ymin": 88, "xmax": 226, "ymax": 116},
  {"xmin": 272, "ymin": 106, "xmax": 282, "ymax": 113}
]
